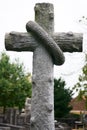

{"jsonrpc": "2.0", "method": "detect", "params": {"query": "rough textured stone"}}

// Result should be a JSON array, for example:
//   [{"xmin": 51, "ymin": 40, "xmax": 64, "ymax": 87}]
[
  {"xmin": 29, "ymin": 3, "xmax": 56, "ymax": 130},
  {"xmin": 5, "ymin": 32, "xmax": 82, "ymax": 52},
  {"xmin": 26, "ymin": 21, "xmax": 65, "ymax": 65},
  {"xmin": 34, "ymin": 3, "xmax": 54, "ymax": 35},
  {"xmin": 4, "ymin": 2, "xmax": 83, "ymax": 130}
]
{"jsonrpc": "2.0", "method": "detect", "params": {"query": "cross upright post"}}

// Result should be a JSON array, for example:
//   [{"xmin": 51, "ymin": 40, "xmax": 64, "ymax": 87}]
[
  {"xmin": 30, "ymin": 3, "xmax": 55, "ymax": 130},
  {"xmin": 5, "ymin": 3, "xmax": 83, "ymax": 130},
  {"xmin": 26, "ymin": 3, "xmax": 65, "ymax": 130}
]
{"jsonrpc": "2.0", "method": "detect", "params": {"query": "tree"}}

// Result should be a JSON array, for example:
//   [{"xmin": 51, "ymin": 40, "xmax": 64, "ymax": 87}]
[
  {"xmin": 54, "ymin": 78, "xmax": 73, "ymax": 118},
  {"xmin": 0, "ymin": 52, "xmax": 32, "ymax": 111},
  {"xmin": 73, "ymin": 54, "xmax": 87, "ymax": 109}
]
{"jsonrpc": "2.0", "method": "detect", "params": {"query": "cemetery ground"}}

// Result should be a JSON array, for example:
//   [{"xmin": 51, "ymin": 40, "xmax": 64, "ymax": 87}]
[
  {"xmin": 0, "ymin": 105, "xmax": 87, "ymax": 130},
  {"xmin": 0, "ymin": 106, "xmax": 80, "ymax": 130}
]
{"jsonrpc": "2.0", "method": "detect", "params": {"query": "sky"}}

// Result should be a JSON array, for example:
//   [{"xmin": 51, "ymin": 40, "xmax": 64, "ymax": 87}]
[{"xmin": 0, "ymin": 0, "xmax": 87, "ymax": 96}]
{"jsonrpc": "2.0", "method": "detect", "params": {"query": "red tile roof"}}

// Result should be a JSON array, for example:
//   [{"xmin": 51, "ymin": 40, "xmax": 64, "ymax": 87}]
[{"xmin": 70, "ymin": 97, "xmax": 86, "ymax": 111}]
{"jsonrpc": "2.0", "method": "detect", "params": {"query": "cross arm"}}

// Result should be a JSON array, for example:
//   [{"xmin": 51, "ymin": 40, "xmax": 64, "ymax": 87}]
[
  {"xmin": 53, "ymin": 32, "xmax": 83, "ymax": 52},
  {"xmin": 5, "ymin": 31, "xmax": 83, "ymax": 52},
  {"xmin": 5, "ymin": 32, "xmax": 39, "ymax": 52}
]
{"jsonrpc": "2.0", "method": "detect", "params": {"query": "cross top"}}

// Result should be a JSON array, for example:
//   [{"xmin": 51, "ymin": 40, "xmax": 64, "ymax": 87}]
[
  {"xmin": 34, "ymin": 3, "xmax": 54, "ymax": 34},
  {"xmin": 5, "ymin": 3, "xmax": 82, "ymax": 130}
]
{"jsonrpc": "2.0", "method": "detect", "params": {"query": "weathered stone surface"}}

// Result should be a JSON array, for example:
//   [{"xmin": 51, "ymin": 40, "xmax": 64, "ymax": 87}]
[
  {"xmin": 5, "ymin": 32, "xmax": 82, "ymax": 52},
  {"xmin": 53, "ymin": 32, "xmax": 83, "ymax": 52},
  {"xmin": 25, "ymin": 98, "xmax": 31, "ymax": 115},
  {"xmin": 26, "ymin": 21, "xmax": 65, "ymax": 65},
  {"xmin": 0, "ymin": 127, "xmax": 10, "ymax": 130},
  {"xmin": 29, "ymin": 3, "xmax": 56, "ymax": 130},
  {"xmin": 34, "ymin": 3, "xmax": 54, "ymax": 35},
  {"xmin": 4, "ymin": 108, "xmax": 19, "ymax": 125},
  {"xmin": 4, "ymin": 2, "xmax": 83, "ymax": 130}
]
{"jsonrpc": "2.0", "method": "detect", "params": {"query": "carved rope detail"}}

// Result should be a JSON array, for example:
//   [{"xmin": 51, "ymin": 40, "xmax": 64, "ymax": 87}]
[{"xmin": 26, "ymin": 21, "xmax": 65, "ymax": 65}]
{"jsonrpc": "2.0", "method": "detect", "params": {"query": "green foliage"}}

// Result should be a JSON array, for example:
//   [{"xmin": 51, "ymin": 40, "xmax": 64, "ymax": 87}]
[
  {"xmin": 0, "ymin": 52, "xmax": 32, "ymax": 110},
  {"xmin": 54, "ymin": 78, "xmax": 73, "ymax": 119},
  {"xmin": 72, "ymin": 54, "xmax": 87, "ymax": 109}
]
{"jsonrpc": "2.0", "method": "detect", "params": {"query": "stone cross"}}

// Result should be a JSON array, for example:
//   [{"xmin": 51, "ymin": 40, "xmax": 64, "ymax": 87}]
[{"xmin": 5, "ymin": 3, "xmax": 83, "ymax": 130}]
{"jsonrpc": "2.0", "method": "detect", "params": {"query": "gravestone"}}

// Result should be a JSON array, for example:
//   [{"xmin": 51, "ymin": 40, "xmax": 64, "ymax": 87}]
[
  {"xmin": 25, "ymin": 97, "xmax": 31, "ymax": 115},
  {"xmin": 5, "ymin": 3, "xmax": 82, "ymax": 130},
  {"xmin": 4, "ymin": 108, "xmax": 19, "ymax": 125},
  {"xmin": 0, "ymin": 127, "xmax": 10, "ymax": 130}
]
